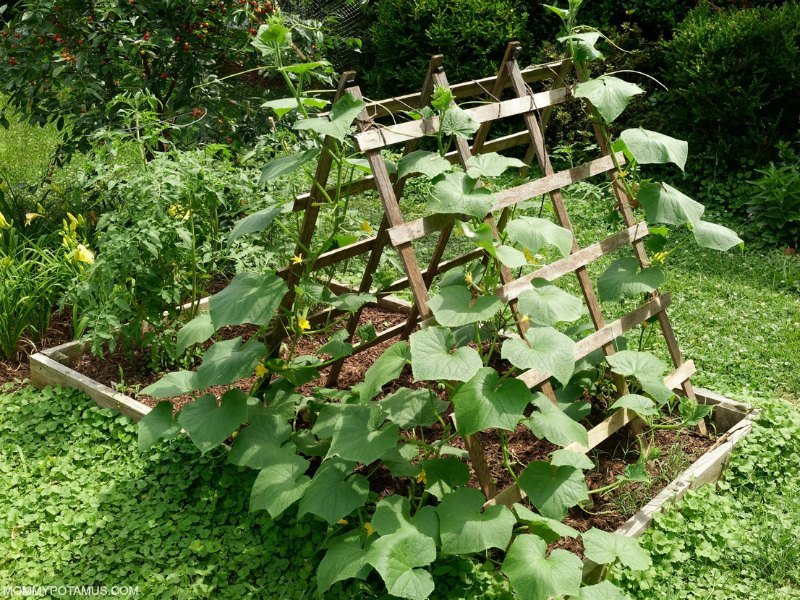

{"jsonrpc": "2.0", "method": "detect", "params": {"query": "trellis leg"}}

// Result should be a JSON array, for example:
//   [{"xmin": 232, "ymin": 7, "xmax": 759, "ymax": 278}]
[
  {"xmin": 267, "ymin": 71, "xmax": 358, "ymax": 354},
  {"xmin": 505, "ymin": 54, "xmax": 630, "ymax": 402},
  {"xmin": 326, "ymin": 56, "xmax": 446, "ymax": 386}
]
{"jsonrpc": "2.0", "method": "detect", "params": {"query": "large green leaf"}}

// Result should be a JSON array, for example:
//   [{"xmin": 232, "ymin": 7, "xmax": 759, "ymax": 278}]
[
  {"xmin": 451, "ymin": 367, "xmax": 531, "ymax": 437},
  {"xmin": 517, "ymin": 279, "xmax": 585, "ymax": 326},
  {"xmin": 428, "ymin": 285, "xmax": 503, "ymax": 327},
  {"xmin": 137, "ymin": 401, "xmax": 179, "ymax": 451},
  {"xmin": 575, "ymin": 581, "xmax": 632, "ymax": 600},
  {"xmin": 326, "ymin": 405, "xmax": 399, "ymax": 465},
  {"xmin": 428, "ymin": 172, "xmax": 496, "ymax": 219},
  {"xmin": 597, "ymin": 257, "xmax": 663, "ymax": 302},
  {"xmin": 178, "ymin": 389, "xmax": 249, "ymax": 453},
  {"xmin": 140, "ymin": 370, "xmax": 198, "ymax": 398},
  {"xmin": 379, "ymin": 388, "xmax": 449, "ymax": 429},
  {"xmin": 351, "ymin": 341, "xmax": 410, "ymax": 401},
  {"xmin": 558, "ymin": 32, "xmax": 604, "ymax": 62},
  {"xmin": 582, "ymin": 528, "xmax": 652, "ymax": 570},
  {"xmin": 637, "ymin": 182, "xmax": 704, "ymax": 226},
  {"xmin": 458, "ymin": 220, "xmax": 525, "ymax": 268},
  {"xmin": 397, "ymin": 150, "xmax": 452, "ymax": 180},
  {"xmin": 500, "ymin": 327, "xmax": 576, "ymax": 386},
  {"xmin": 506, "ymin": 216, "xmax": 573, "ymax": 258},
  {"xmin": 261, "ymin": 96, "xmax": 328, "ymax": 118},
  {"xmin": 419, "ymin": 457, "xmax": 470, "ymax": 500},
  {"xmin": 606, "ymin": 350, "xmax": 673, "ymax": 404},
  {"xmin": 209, "ymin": 272, "xmax": 288, "ymax": 328},
  {"xmin": 440, "ymin": 105, "xmax": 479, "ymax": 139},
  {"xmin": 692, "ymin": 220, "xmax": 744, "ymax": 251},
  {"xmin": 259, "ymin": 148, "xmax": 319, "ymax": 184},
  {"xmin": 194, "ymin": 337, "xmax": 265, "ymax": 390},
  {"xmin": 228, "ymin": 414, "xmax": 293, "ymax": 469},
  {"xmin": 366, "ymin": 527, "xmax": 437, "ymax": 600},
  {"xmin": 228, "ymin": 203, "xmax": 288, "ymax": 243},
  {"xmin": 526, "ymin": 393, "xmax": 588, "ymax": 448},
  {"xmin": 438, "ymin": 488, "xmax": 516, "ymax": 555},
  {"xmin": 550, "ymin": 449, "xmax": 594, "ymax": 471},
  {"xmin": 330, "ymin": 292, "xmax": 377, "ymax": 314},
  {"xmin": 293, "ymin": 93, "xmax": 366, "ymax": 141},
  {"xmin": 574, "ymin": 76, "xmax": 644, "ymax": 124},
  {"xmin": 609, "ymin": 394, "xmax": 659, "ymax": 417},
  {"xmin": 317, "ymin": 530, "xmax": 373, "ymax": 595},
  {"xmin": 372, "ymin": 496, "xmax": 439, "ymax": 542},
  {"xmin": 465, "ymin": 152, "xmax": 525, "ymax": 179},
  {"xmin": 517, "ymin": 461, "xmax": 589, "ymax": 519},
  {"xmin": 318, "ymin": 329, "xmax": 354, "ymax": 361},
  {"xmin": 502, "ymin": 534, "xmax": 583, "ymax": 600},
  {"xmin": 619, "ymin": 128, "xmax": 688, "ymax": 171},
  {"xmin": 249, "ymin": 453, "xmax": 311, "ymax": 518},
  {"xmin": 176, "ymin": 312, "xmax": 214, "ymax": 355},
  {"xmin": 512, "ymin": 503, "xmax": 580, "ymax": 544},
  {"xmin": 297, "ymin": 458, "xmax": 369, "ymax": 525},
  {"xmin": 410, "ymin": 326, "xmax": 482, "ymax": 383}
]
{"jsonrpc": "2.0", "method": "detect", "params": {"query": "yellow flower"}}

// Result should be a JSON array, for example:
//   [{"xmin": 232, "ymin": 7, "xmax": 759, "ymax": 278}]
[
  {"xmin": 464, "ymin": 272, "xmax": 473, "ymax": 285},
  {"xmin": 254, "ymin": 363, "xmax": 267, "ymax": 378},
  {"xmin": 359, "ymin": 220, "xmax": 373, "ymax": 234},
  {"xmin": 416, "ymin": 469, "xmax": 427, "ymax": 485},
  {"xmin": 337, "ymin": 519, "xmax": 348, "ymax": 526},
  {"xmin": 652, "ymin": 251, "xmax": 670, "ymax": 266},
  {"xmin": 520, "ymin": 314, "xmax": 529, "ymax": 324},
  {"xmin": 74, "ymin": 244, "xmax": 95, "ymax": 265},
  {"xmin": 363, "ymin": 522, "xmax": 376, "ymax": 537},
  {"xmin": 167, "ymin": 204, "xmax": 179, "ymax": 218},
  {"xmin": 25, "ymin": 212, "xmax": 43, "ymax": 226},
  {"xmin": 291, "ymin": 254, "xmax": 303, "ymax": 265},
  {"xmin": 297, "ymin": 316, "xmax": 311, "ymax": 331},
  {"xmin": 0, "ymin": 212, "xmax": 10, "ymax": 229},
  {"xmin": 523, "ymin": 248, "xmax": 535, "ymax": 263}
]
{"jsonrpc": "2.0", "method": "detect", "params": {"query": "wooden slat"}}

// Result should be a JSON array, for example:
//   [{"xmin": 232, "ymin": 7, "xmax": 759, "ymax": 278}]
[
  {"xmin": 381, "ymin": 249, "xmax": 484, "ymax": 293},
  {"xmin": 498, "ymin": 222, "xmax": 650, "ymax": 302},
  {"xmin": 293, "ymin": 176, "xmax": 376, "ymax": 212},
  {"xmin": 355, "ymin": 87, "xmax": 571, "ymax": 152}
]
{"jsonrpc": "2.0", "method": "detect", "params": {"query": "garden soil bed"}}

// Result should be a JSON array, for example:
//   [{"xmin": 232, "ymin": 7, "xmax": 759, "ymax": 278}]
[{"xmin": 0, "ymin": 310, "xmax": 75, "ymax": 388}]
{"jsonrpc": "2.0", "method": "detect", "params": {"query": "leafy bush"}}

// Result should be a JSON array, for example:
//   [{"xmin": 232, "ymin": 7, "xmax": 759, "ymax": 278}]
[
  {"xmin": 363, "ymin": 0, "xmax": 530, "ymax": 97},
  {"xmin": 747, "ymin": 161, "xmax": 800, "ymax": 249},
  {"xmin": 659, "ymin": 3, "xmax": 800, "ymax": 169}
]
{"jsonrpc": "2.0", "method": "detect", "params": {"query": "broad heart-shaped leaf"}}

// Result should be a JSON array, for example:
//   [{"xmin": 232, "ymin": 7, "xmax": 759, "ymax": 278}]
[
  {"xmin": 692, "ymin": 220, "xmax": 744, "ymax": 251},
  {"xmin": 517, "ymin": 461, "xmax": 589, "ymax": 519},
  {"xmin": 428, "ymin": 285, "xmax": 503, "ymax": 327},
  {"xmin": 209, "ymin": 271, "xmax": 287, "ymax": 328},
  {"xmin": 501, "ymin": 327, "xmax": 576, "ymax": 386},
  {"xmin": 297, "ymin": 458, "xmax": 369, "ymax": 525},
  {"xmin": 438, "ymin": 488, "xmax": 516, "ymax": 555},
  {"xmin": 558, "ymin": 32, "xmax": 604, "ymax": 62},
  {"xmin": 574, "ymin": 76, "xmax": 644, "ymax": 124},
  {"xmin": 249, "ymin": 452, "xmax": 311, "ymax": 518},
  {"xmin": 319, "ymin": 329, "xmax": 353, "ymax": 361},
  {"xmin": 550, "ymin": 449, "xmax": 594, "ymax": 471},
  {"xmin": 397, "ymin": 150, "xmax": 452, "ymax": 180},
  {"xmin": 502, "ymin": 534, "xmax": 583, "ymax": 600},
  {"xmin": 465, "ymin": 152, "xmax": 526, "ymax": 179},
  {"xmin": 261, "ymin": 96, "xmax": 328, "ymax": 118},
  {"xmin": 451, "ymin": 367, "xmax": 531, "ymax": 437},
  {"xmin": 259, "ymin": 148, "xmax": 319, "ymax": 184},
  {"xmin": 495, "ymin": 244, "xmax": 528, "ymax": 269},
  {"xmin": 366, "ymin": 527, "xmax": 436, "ymax": 600},
  {"xmin": 228, "ymin": 414, "xmax": 293, "ymax": 469},
  {"xmin": 410, "ymin": 326, "xmax": 482, "ymax": 383},
  {"xmin": 373, "ymin": 496, "xmax": 439, "ymax": 542},
  {"xmin": 428, "ymin": 172, "xmax": 495, "ymax": 219},
  {"xmin": 317, "ymin": 530, "xmax": 373, "ymax": 595},
  {"xmin": 606, "ymin": 350, "xmax": 674, "ymax": 404},
  {"xmin": 620, "ymin": 128, "xmax": 688, "ymax": 171},
  {"xmin": 597, "ymin": 257, "xmax": 664, "ymax": 302},
  {"xmin": 330, "ymin": 292, "xmax": 376, "ymax": 314},
  {"xmin": 512, "ymin": 503, "xmax": 580, "ymax": 544},
  {"xmin": 379, "ymin": 388, "xmax": 449, "ymax": 429},
  {"xmin": 582, "ymin": 527, "xmax": 652, "ymax": 570},
  {"xmin": 518, "ymin": 279, "xmax": 585, "ymax": 326},
  {"xmin": 178, "ymin": 389, "xmax": 249, "ymax": 454},
  {"xmin": 609, "ymin": 393, "xmax": 659, "ymax": 417},
  {"xmin": 228, "ymin": 203, "xmax": 288, "ymax": 244},
  {"xmin": 293, "ymin": 92, "xmax": 365, "ymax": 141},
  {"xmin": 526, "ymin": 393, "xmax": 588, "ymax": 448},
  {"xmin": 326, "ymin": 405, "xmax": 400, "ymax": 465},
  {"xmin": 506, "ymin": 216, "xmax": 573, "ymax": 258},
  {"xmin": 458, "ymin": 220, "xmax": 525, "ymax": 268},
  {"xmin": 278, "ymin": 60, "xmax": 332, "ymax": 74},
  {"xmin": 140, "ymin": 370, "xmax": 198, "ymax": 398},
  {"xmin": 679, "ymin": 398, "xmax": 713, "ymax": 426},
  {"xmin": 574, "ymin": 581, "xmax": 632, "ymax": 600},
  {"xmin": 352, "ymin": 341, "xmax": 410, "ymax": 402},
  {"xmin": 381, "ymin": 443, "xmax": 422, "ymax": 478},
  {"xmin": 176, "ymin": 312, "xmax": 214, "ymax": 355},
  {"xmin": 440, "ymin": 105, "xmax": 479, "ymax": 139},
  {"xmin": 638, "ymin": 182, "xmax": 704, "ymax": 226},
  {"xmin": 195, "ymin": 337, "xmax": 265, "ymax": 390},
  {"xmin": 137, "ymin": 401, "xmax": 180, "ymax": 451},
  {"xmin": 419, "ymin": 457, "xmax": 470, "ymax": 500}
]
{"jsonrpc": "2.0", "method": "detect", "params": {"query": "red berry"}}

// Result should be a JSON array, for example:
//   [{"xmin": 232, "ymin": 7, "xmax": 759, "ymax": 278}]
[
  {"xmin": 161, "ymin": 72, "xmax": 168, "ymax": 79},
  {"xmin": 144, "ymin": 32, "xmax": 150, "ymax": 41},
  {"xmin": 8, "ymin": 57, "xmax": 16, "ymax": 65}
]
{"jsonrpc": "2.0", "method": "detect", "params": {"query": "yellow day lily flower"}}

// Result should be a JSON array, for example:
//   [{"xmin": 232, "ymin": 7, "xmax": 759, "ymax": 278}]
[
  {"xmin": 74, "ymin": 244, "xmax": 95, "ymax": 265},
  {"xmin": 0, "ymin": 212, "xmax": 10, "ymax": 229},
  {"xmin": 652, "ymin": 251, "xmax": 670, "ymax": 266},
  {"xmin": 363, "ymin": 522, "xmax": 376, "ymax": 537},
  {"xmin": 297, "ymin": 316, "xmax": 311, "ymax": 331},
  {"xmin": 25, "ymin": 212, "xmax": 43, "ymax": 226},
  {"xmin": 291, "ymin": 254, "xmax": 303, "ymax": 265},
  {"xmin": 254, "ymin": 363, "xmax": 267, "ymax": 378}
]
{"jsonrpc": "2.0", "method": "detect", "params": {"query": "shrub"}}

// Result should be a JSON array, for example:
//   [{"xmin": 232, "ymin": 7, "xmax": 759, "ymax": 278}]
[
  {"xmin": 746, "ymin": 158, "xmax": 800, "ymax": 250},
  {"xmin": 363, "ymin": 0, "xmax": 530, "ymax": 97},
  {"xmin": 658, "ymin": 3, "xmax": 800, "ymax": 169}
]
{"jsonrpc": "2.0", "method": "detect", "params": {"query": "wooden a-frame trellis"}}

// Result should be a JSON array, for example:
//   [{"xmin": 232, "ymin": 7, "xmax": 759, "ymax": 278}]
[{"xmin": 272, "ymin": 42, "xmax": 702, "ymax": 506}]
